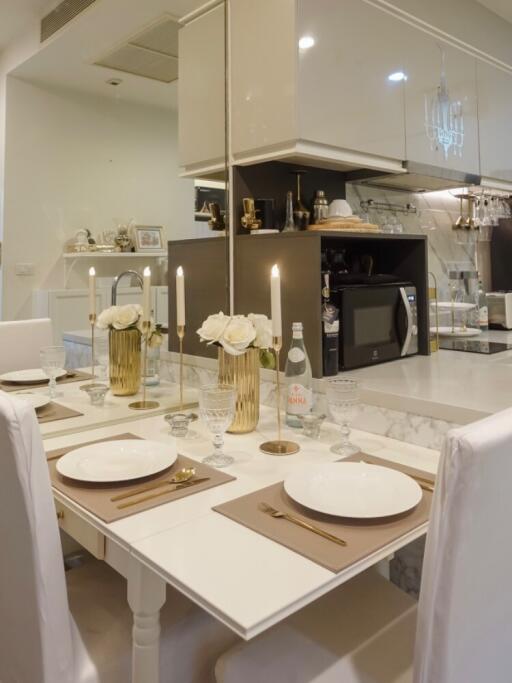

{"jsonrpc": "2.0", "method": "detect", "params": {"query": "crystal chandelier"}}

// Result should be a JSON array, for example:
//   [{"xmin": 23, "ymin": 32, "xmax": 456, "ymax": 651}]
[{"xmin": 424, "ymin": 47, "xmax": 464, "ymax": 159}]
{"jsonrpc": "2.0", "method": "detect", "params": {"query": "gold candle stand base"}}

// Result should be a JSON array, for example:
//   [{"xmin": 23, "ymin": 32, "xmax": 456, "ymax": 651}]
[
  {"xmin": 129, "ymin": 320, "xmax": 160, "ymax": 411},
  {"xmin": 260, "ymin": 440, "xmax": 300, "ymax": 456},
  {"xmin": 259, "ymin": 336, "xmax": 300, "ymax": 456}
]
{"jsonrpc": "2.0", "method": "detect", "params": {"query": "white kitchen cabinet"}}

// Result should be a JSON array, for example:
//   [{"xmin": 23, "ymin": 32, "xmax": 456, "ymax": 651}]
[
  {"xmin": 154, "ymin": 286, "xmax": 169, "ymax": 326},
  {"xmin": 33, "ymin": 287, "xmax": 163, "ymax": 343},
  {"xmin": 403, "ymin": 33, "xmax": 479, "ymax": 174},
  {"xmin": 477, "ymin": 61, "xmax": 512, "ymax": 183},
  {"xmin": 178, "ymin": 4, "xmax": 226, "ymax": 178},
  {"xmin": 297, "ymin": 0, "xmax": 406, "ymax": 162}
]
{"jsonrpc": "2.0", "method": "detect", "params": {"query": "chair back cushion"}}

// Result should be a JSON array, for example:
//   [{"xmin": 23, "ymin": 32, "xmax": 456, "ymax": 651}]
[
  {"xmin": 0, "ymin": 318, "xmax": 54, "ymax": 373},
  {"xmin": 0, "ymin": 393, "xmax": 74, "ymax": 683},
  {"xmin": 415, "ymin": 408, "xmax": 512, "ymax": 683}
]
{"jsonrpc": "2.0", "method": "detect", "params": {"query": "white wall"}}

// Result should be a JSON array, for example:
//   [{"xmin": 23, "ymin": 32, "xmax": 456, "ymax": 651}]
[{"xmin": 2, "ymin": 77, "xmax": 210, "ymax": 319}]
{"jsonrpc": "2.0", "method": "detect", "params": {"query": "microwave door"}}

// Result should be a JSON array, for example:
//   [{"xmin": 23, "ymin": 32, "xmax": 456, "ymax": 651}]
[{"xmin": 397, "ymin": 287, "xmax": 413, "ymax": 356}]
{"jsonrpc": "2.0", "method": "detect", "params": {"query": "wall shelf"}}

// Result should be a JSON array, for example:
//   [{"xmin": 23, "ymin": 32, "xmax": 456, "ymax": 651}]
[{"xmin": 63, "ymin": 251, "xmax": 167, "ymax": 259}]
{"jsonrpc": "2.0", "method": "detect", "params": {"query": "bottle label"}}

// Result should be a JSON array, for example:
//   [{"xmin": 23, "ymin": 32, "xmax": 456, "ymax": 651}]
[
  {"xmin": 288, "ymin": 347, "xmax": 305, "ymax": 363},
  {"xmin": 324, "ymin": 320, "xmax": 339, "ymax": 334},
  {"xmin": 479, "ymin": 306, "xmax": 489, "ymax": 325},
  {"xmin": 287, "ymin": 383, "xmax": 313, "ymax": 415}
]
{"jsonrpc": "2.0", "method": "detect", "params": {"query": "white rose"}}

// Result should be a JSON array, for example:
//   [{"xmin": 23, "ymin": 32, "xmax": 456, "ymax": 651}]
[
  {"xmin": 112, "ymin": 304, "xmax": 141, "ymax": 330},
  {"xmin": 96, "ymin": 306, "xmax": 118, "ymax": 330},
  {"xmin": 197, "ymin": 312, "xmax": 230, "ymax": 343},
  {"xmin": 248, "ymin": 313, "xmax": 272, "ymax": 349},
  {"xmin": 220, "ymin": 316, "xmax": 256, "ymax": 355}
]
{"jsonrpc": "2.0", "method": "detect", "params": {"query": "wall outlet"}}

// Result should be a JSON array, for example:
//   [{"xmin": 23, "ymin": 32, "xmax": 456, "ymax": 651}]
[{"xmin": 15, "ymin": 263, "xmax": 35, "ymax": 276}]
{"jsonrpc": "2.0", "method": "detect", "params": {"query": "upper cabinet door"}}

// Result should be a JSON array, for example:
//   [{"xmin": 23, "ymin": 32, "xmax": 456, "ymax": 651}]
[
  {"xmin": 404, "ymin": 33, "xmax": 479, "ymax": 174},
  {"xmin": 297, "ymin": 0, "xmax": 406, "ymax": 161},
  {"xmin": 477, "ymin": 61, "xmax": 512, "ymax": 183}
]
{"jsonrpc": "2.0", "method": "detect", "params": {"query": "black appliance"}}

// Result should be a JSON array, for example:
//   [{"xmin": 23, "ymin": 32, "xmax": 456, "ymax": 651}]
[{"xmin": 332, "ymin": 282, "xmax": 418, "ymax": 370}]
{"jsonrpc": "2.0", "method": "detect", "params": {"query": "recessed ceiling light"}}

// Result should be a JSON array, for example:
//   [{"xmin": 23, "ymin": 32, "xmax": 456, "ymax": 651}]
[
  {"xmin": 298, "ymin": 35, "xmax": 315, "ymax": 50},
  {"xmin": 388, "ymin": 71, "xmax": 407, "ymax": 82},
  {"xmin": 106, "ymin": 78, "xmax": 123, "ymax": 86}
]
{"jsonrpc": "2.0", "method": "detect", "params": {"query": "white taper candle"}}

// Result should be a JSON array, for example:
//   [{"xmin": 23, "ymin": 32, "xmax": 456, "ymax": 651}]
[
  {"xmin": 142, "ymin": 266, "xmax": 151, "ymax": 322},
  {"xmin": 270, "ymin": 264, "xmax": 282, "ymax": 337},
  {"xmin": 176, "ymin": 266, "xmax": 185, "ymax": 327},
  {"xmin": 88, "ymin": 267, "xmax": 96, "ymax": 316}
]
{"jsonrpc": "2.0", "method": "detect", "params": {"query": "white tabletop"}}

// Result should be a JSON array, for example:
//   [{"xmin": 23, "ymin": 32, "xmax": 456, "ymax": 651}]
[
  {"xmin": 45, "ymin": 405, "xmax": 438, "ymax": 639},
  {"xmin": 4, "ymin": 372, "xmax": 197, "ymax": 439}
]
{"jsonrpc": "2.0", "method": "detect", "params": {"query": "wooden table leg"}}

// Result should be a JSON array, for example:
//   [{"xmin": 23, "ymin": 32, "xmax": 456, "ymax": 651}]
[{"xmin": 127, "ymin": 558, "xmax": 166, "ymax": 683}]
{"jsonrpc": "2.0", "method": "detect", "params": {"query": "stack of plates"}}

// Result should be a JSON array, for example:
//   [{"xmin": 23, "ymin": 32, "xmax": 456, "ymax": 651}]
[{"xmin": 284, "ymin": 462, "xmax": 422, "ymax": 519}]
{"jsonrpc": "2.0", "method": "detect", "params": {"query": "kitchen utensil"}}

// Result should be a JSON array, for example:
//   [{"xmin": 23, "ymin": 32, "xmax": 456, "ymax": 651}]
[
  {"xmin": 259, "ymin": 502, "xmax": 347, "ymax": 546},
  {"xmin": 110, "ymin": 467, "xmax": 196, "ymax": 501},
  {"xmin": 117, "ymin": 477, "xmax": 210, "ymax": 510}
]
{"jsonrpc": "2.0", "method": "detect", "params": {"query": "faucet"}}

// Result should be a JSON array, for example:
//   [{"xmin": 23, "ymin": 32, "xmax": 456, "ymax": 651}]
[{"xmin": 111, "ymin": 270, "xmax": 144, "ymax": 305}]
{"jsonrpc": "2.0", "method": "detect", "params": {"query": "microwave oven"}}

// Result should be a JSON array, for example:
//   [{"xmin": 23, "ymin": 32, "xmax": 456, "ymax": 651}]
[{"xmin": 332, "ymin": 282, "xmax": 418, "ymax": 370}]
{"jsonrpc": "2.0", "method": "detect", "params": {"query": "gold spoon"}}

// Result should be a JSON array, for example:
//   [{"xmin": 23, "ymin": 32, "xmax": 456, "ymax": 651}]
[{"xmin": 110, "ymin": 467, "xmax": 196, "ymax": 502}]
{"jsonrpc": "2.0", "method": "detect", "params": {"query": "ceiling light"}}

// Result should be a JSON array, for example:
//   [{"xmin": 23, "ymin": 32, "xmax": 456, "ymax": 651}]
[
  {"xmin": 106, "ymin": 78, "xmax": 123, "ymax": 86},
  {"xmin": 298, "ymin": 36, "xmax": 315, "ymax": 50},
  {"xmin": 388, "ymin": 71, "xmax": 407, "ymax": 82}
]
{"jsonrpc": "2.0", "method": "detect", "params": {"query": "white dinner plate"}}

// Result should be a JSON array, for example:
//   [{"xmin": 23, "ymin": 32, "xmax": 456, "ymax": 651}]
[
  {"xmin": 0, "ymin": 368, "xmax": 67, "ymax": 384},
  {"xmin": 436, "ymin": 326, "xmax": 482, "ymax": 338},
  {"xmin": 284, "ymin": 462, "xmax": 422, "ymax": 519},
  {"xmin": 16, "ymin": 394, "xmax": 51, "ymax": 411},
  {"xmin": 56, "ymin": 439, "xmax": 177, "ymax": 483}
]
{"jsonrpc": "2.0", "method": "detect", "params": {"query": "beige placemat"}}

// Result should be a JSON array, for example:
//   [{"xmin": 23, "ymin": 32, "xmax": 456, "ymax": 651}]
[
  {"xmin": 0, "ymin": 370, "xmax": 93, "ymax": 393},
  {"xmin": 47, "ymin": 433, "xmax": 236, "ymax": 523},
  {"xmin": 213, "ymin": 453, "xmax": 434, "ymax": 573},
  {"xmin": 37, "ymin": 401, "xmax": 83, "ymax": 424}
]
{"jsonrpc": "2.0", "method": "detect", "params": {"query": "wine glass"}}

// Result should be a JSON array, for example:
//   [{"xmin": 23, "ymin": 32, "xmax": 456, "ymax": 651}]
[
  {"xmin": 40, "ymin": 346, "xmax": 66, "ymax": 399},
  {"xmin": 325, "ymin": 378, "xmax": 360, "ymax": 456},
  {"xmin": 199, "ymin": 384, "xmax": 236, "ymax": 468}
]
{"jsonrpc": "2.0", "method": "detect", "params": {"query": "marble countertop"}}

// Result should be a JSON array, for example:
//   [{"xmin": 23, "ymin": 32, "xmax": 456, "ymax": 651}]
[{"xmin": 344, "ymin": 329, "xmax": 512, "ymax": 425}]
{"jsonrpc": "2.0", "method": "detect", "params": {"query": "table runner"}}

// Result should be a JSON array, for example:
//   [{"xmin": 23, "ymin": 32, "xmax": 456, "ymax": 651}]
[
  {"xmin": 47, "ymin": 433, "xmax": 236, "ymax": 523},
  {"xmin": 213, "ymin": 453, "xmax": 435, "ymax": 573},
  {"xmin": 37, "ymin": 401, "xmax": 83, "ymax": 424},
  {"xmin": 0, "ymin": 370, "xmax": 93, "ymax": 392}
]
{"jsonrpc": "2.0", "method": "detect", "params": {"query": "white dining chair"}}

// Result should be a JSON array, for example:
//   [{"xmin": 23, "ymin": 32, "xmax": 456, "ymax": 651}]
[
  {"xmin": 216, "ymin": 408, "xmax": 512, "ymax": 683},
  {"xmin": 0, "ymin": 392, "xmax": 239, "ymax": 683},
  {"xmin": 0, "ymin": 318, "xmax": 54, "ymax": 373}
]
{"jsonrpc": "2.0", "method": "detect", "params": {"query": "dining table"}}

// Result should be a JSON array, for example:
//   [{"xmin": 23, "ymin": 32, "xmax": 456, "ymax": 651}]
[{"xmin": 39, "ymin": 400, "xmax": 439, "ymax": 683}]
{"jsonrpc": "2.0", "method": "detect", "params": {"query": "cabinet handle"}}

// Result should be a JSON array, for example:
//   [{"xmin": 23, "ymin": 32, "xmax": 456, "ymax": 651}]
[{"xmin": 56, "ymin": 510, "xmax": 64, "ymax": 520}]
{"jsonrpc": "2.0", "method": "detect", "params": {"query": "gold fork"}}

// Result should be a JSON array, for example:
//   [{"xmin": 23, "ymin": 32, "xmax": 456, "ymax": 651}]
[
  {"xmin": 259, "ymin": 502, "xmax": 347, "ymax": 547},
  {"xmin": 116, "ymin": 477, "xmax": 210, "ymax": 510}
]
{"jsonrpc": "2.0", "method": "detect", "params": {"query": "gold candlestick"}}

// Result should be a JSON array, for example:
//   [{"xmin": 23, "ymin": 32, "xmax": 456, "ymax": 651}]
[
  {"xmin": 81, "ymin": 313, "xmax": 104, "ymax": 390},
  {"xmin": 260, "ymin": 336, "xmax": 300, "ymax": 456},
  {"xmin": 129, "ymin": 321, "xmax": 160, "ymax": 410},
  {"xmin": 177, "ymin": 324, "xmax": 185, "ymax": 410}
]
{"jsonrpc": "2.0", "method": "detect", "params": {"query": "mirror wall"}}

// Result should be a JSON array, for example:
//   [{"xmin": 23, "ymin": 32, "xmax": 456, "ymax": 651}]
[{"xmin": 1, "ymin": 0, "xmax": 228, "ymax": 357}]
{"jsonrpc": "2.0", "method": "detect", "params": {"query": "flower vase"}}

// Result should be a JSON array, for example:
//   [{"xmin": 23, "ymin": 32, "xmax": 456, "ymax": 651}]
[
  {"xmin": 109, "ymin": 328, "xmax": 141, "ymax": 396},
  {"xmin": 218, "ymin": 347, "xmax": 260, "ymax": 433}
]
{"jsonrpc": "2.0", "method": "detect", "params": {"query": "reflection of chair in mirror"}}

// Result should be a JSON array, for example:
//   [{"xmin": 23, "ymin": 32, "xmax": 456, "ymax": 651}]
[{"xmin": 0, "ymin": 318, "xmax": 54, "ymax": 373}]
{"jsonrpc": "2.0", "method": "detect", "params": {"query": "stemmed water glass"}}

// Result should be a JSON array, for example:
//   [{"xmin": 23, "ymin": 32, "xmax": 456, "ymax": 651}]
[
  {"xmin": 199, "ymin": 384, "xmax": 236, "ymax": 468},
  {"xmin": 325, "ymin": 378, "xmax": 360, "ymax": 456},
  {"xmin": 40, "ymin": 346, "xmax": 66, "ymax": 399}
]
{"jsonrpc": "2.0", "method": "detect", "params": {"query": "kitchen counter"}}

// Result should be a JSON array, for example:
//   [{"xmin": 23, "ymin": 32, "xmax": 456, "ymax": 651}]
[{"xmin": 345, "ymin": 329, "xmax": 512, "ymax": 425}]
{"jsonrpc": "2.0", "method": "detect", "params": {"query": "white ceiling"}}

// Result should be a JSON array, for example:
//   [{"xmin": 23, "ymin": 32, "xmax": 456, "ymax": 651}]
[
  {"xmin": 10, "ymin": 0, "xmax": 214, "ymax": 110},
  {"xmin": 476, "ymin": 0, "xmax": 512, "ymax": 24},
  {"xmin": 0, "ymin": 0, "xmax": 53, "ymax": 52}
]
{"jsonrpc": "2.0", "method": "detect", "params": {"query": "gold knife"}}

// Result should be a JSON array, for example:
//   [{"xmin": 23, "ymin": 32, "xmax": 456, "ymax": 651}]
[
  {"xmin": 259, "ymin": 502, "xmax": 347, "ymax": 547},
  {"xmin": 361, "ymin": 459, "xmax": 435, "ymax": 492},
  {"xmin": 117, "ymin": 477, "xmax": 210, "ymax": 510}
]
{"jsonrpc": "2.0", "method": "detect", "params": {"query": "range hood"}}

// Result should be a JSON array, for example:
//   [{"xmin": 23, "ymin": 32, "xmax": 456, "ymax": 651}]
[{"xmin": 347, "ymin": 161, "xmax": 481, "ymax": 193}]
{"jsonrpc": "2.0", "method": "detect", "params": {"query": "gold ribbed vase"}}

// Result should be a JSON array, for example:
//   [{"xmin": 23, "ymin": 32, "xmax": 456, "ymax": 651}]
[
  {"xmin": 218, "ymin": 347, "xmax": 260, "ymax": 433},
  {"xmin": 109, "ymin": 328, "xmax": 141, "ymax": 396}
]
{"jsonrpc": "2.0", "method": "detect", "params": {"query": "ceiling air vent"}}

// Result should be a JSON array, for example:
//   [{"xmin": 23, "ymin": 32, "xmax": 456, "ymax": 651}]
[
  {"xmin": 94, "ymin": 17, "xmax": 179, "ymax": 84},
  {"xmin": 41, "ymin": 0, "xmax": 97, "ymax": 42}
]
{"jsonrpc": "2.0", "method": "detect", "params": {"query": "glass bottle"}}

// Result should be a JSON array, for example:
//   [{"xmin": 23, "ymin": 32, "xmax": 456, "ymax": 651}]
[
  {"xmin": 282, "ymin": 191, "xmax": 296, "ymax": 232},
  {"xmin": 291, "ymin": 170, "xmax": 310, "ymax": 229},
  {"xmin": 477, "ymin": 280, "xmax": 489, "ymax": 331},
  {"xmin": 285, "ymin": 322, "xmax": 313, "ymax": 427}
]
